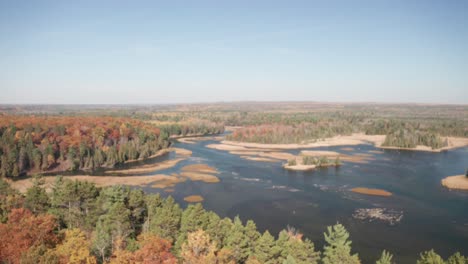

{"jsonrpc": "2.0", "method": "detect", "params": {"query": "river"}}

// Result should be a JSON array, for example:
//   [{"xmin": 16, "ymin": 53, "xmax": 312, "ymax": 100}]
[{"xmin": 126, "ymin": 137, "xmax": 467, "ymax": 263}]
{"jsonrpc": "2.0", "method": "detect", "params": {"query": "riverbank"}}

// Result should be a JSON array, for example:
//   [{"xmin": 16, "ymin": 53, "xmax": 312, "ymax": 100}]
[
  {"xmin": 441, "ymin": 175, "xmax": 468, "ymax": 190},
  {"xmin": 218, "ymin": 133, "xmax": 468, "ymax": 152},
  {"xmin": 8, "ymin": 174, "xmax": 179, "ymax": 193}
]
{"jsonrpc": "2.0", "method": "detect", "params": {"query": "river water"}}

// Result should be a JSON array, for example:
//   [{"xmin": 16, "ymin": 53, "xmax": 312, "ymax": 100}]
[{"xmin": 129, "ymin": 138, "xmax": 468, "ymax": 263}]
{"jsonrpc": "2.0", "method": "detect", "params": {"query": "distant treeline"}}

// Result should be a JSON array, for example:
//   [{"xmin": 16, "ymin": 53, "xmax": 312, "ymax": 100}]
[
  {"xmin": 0, "ymin": 177, "xmax": 466, "ymax": 264},
  {"xmin": 0, "ymin": 116, "xmax": 224, "ymax": 178}
]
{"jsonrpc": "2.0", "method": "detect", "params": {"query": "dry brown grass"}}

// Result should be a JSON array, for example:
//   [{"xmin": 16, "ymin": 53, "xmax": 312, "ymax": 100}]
[
  {"xmin": 179, "ymin": 172, "xmax": 220, "ymax": 183},
  {"xmin": 181, "ymin": 164, "xmax": 219, "ymax": 174},
  {"xmin": 350, "ymin": 187, "xmax": 392, "ymax": 197}
]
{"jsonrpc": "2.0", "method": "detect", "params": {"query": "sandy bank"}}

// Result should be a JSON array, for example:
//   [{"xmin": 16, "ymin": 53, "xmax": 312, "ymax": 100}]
[
  {"xmin": 184, "ymin": 195, "xmax": 204, "ymax": 203},
  {"xmin": 177, "ymin": 136, "xmax": 224, "ymax": 144},
  {"xmin": 283, "ymin": 164, "xmax": 316, "ymax": 171},
  {"xmin": 441, "ymin": 175, "xmax": 468, "ymax": 190},
  {"xmin": 240, "ymin": 156, "xmax": 279, "ymax": 162},
  {"xmin": 105, "ymin": 158, "xmax": 186, "ymax": 175},
  {"xmin": 221, "ymin": 133, "xmax": 386, "ymax": 149},
  {"xmin": 9, "ymin": 174, "xmax": 180, "ymax": 193},
  {"xmin": 220, "ymin": 134, "xmax": 468, "ymax": 152},
  {"xmin": 351, "ymin": 187, "xmax": 392, "ymax": 197}
]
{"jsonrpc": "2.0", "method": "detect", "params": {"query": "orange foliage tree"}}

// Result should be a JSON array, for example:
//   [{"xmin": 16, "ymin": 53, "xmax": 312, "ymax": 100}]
[{"xmin": 0, "ymin": 208, "xmax": 58, "ymax": 264}]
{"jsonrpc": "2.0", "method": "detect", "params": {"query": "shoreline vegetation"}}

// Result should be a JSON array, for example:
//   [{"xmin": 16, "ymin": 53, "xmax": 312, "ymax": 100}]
[{"xmin": 441, "ymin": 175, "xmax": 468, "ymax": 190}]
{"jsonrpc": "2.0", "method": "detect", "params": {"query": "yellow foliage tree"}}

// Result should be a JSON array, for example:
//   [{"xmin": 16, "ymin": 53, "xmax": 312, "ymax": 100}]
[
  {"xmin": 181, "ymin": 229, "xmax": 217, "ymax": 264},
  {"xmin": 54, "ymin": 228, "xmax": 97, "ymax": 264}
]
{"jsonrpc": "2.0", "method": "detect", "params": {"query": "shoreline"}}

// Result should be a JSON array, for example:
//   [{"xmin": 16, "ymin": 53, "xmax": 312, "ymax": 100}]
[{"xmin": 220, "ymin": 133, "xmax": 468, "ymax": 152}]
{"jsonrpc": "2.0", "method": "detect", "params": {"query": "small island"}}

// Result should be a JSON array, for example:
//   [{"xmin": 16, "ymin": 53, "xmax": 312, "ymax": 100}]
[{"xmin": 283, "ymin": 152, "xmax": 341, "ymax": 171}]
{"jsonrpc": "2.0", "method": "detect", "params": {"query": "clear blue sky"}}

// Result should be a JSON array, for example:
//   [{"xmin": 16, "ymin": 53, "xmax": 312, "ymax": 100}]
[{"xmin": 1, "ymin": 0, "xmax": 467, "ymax": 104}]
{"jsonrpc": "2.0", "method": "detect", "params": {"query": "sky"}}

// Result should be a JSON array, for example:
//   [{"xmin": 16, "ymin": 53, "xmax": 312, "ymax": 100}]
[{"xmin": 0, "ymin": 0, "xmax": 467, "ymax": 104}]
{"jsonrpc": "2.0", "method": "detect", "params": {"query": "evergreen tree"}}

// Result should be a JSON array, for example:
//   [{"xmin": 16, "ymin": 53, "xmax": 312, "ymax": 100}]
[
  {"xmin": 148, "ymin": 196, "xmax": 181, "ymax": 242},
  {"xmin": 225, "ymin": 216, "xmax": 249, "ymax": 263},
  {"xmin": 175, "ymin": 203, "xmax": 210, "ymax": 252},
  {"xmin": 253, "ymin": 230, "xmax": 279, "ymax": 263},
  {"xmin": 322, "ymin": 223, "xmax": 360, "ymax": 264},
  {"xmin": 24, "ymin": 176, "xmax": 50, "ymax": 214},
  {"xmin": 376, "ymin": 250, "xmax": 394, "ymax": 264},
  {"xmin": 446, "ymin": 252, "xmax": 467, "ymax": 264},
  {"xmin": 417, "ymin": 249, "xmax": 445, "ymax": 264}
]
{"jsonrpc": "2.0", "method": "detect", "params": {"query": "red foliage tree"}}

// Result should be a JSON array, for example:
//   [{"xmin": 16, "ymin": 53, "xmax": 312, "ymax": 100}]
[{"xmin": 0, "ymin": 208, "xmax": 58, "ymax": 264}]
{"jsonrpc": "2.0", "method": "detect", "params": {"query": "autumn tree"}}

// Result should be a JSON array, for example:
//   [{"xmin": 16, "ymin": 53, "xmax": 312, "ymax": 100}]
[
  {"xmin": 53, "ymin": 228, "xmax": 97, "ymax": 264},
  {"xmin": 0, "ymin": 208, "xmax": 58, "ymax": 264},
  {"xmin": 181, "ymin": 229, "xmax": 217, "ymax": 264}
]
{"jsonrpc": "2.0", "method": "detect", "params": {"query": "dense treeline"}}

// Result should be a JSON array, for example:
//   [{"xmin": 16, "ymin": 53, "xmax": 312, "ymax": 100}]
[
  {"xmin": 0, "ymin": 177, "xmax": 466, "ymax": 264},
  {"xmin": 226, "ymin": 123, "xmax": 354, "ymax": 144},
  {"xmin": 226, "ymin": 118, "xmax": 466, "ymax": 147},
  {"xmin": 0, "ymin": 116, "xmax": 226, "ymax": 178},
  {"xmin": 154, "ymin": 120, "xmax": 225, "ymax": 138},
  {"xmin": 0, "ymin": 116, "xmax": 170, "ymax": 178}
]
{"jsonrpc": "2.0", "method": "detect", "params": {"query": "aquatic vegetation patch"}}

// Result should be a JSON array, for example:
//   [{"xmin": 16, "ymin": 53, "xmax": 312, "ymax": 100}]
[{"xmin": 353, "ymin": 208, "xmax": 403, "ymax": 226}]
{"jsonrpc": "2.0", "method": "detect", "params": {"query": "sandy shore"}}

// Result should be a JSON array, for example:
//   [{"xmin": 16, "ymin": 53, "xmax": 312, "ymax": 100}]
[
  {"xmin": 240, "ymin": 156, "xmax": 279, "ymax": 162},
  {"xmin": 105, "ymin": 158, "xmax": 186, "ymax": 174},
  {"xmin": 217, "ymin": 134, "xmax": 468, "ymax": 152},
  {"xmin": 220, "ymin": 133, "xmax": 386, "ymax": 150},
  {"xmin": 8, "ymin": 174, "xmax": 180, "ymax": 193},
  {"xmin": 184, "ymin": 195, "xmax": 204, "ymax": 203},
  {"xmin": 350, "ymin": 187, "xmax": 392, "ymax": 197},
  {"xmin": 283, "ymin": 164, "xmax": 316, "ymax": 171},
  {"xmin": 441, "ymin": 175, "xmax": 468, "ymax": 190},
  {"xmin": 177, "ymin": 136, "xmax": 224, "ymax": 144}
]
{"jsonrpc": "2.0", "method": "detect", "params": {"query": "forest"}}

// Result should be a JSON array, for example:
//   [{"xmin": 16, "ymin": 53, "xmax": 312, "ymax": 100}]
[
  {"xmin": 0, "ymin": 177, "xmax": 466, "ymax": 264},
  {"xmin": 0, "ymin": 115, "xmax": 223, "ymax": 178}
]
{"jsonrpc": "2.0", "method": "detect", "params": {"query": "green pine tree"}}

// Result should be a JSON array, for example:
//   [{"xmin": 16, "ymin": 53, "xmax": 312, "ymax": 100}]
[
  {"xmin": 417, "ymin": 249, "xmax": 445, "ymax": 264},
  {"xmin": 376, "ymin": 250, "xmax": 393, "ymax": 264},
  {"xmin": 322, "ymin": 223, "xmax": 360, "ymax": 264}
]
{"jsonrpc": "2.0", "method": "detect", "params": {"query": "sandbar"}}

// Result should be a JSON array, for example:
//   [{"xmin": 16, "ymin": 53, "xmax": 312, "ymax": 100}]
[
  {"xmin": 179, "ymin": 172, "xmax": 220, "ymax": 183},
  {"xmin": 9, "ymin": 174, "xmax": 181, "ymax": 193},
  {"xmin": 350, "ymin": 187, "xmax": 392, "ymax": 197},
  {"xmin": 240, "ymin": 156, "xmax": 279, "ymax": 162},
  {"xmin": 181, "ymin": 164, "xmax": 219, "ymax": 174},
  {"xmin": 184, "ymin": 195, "xmax": 204, "ymax": 203},
  {"xmin": 283, "ymin": 164, "xmax": 316, "ymax": 171},
  {"xmin": 441, "ymin": 175, "xmax": 468, "ymax": 190},
  {"xmin": 105, "ymin": 158, "xmax": 186, "ymax": 174}
]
